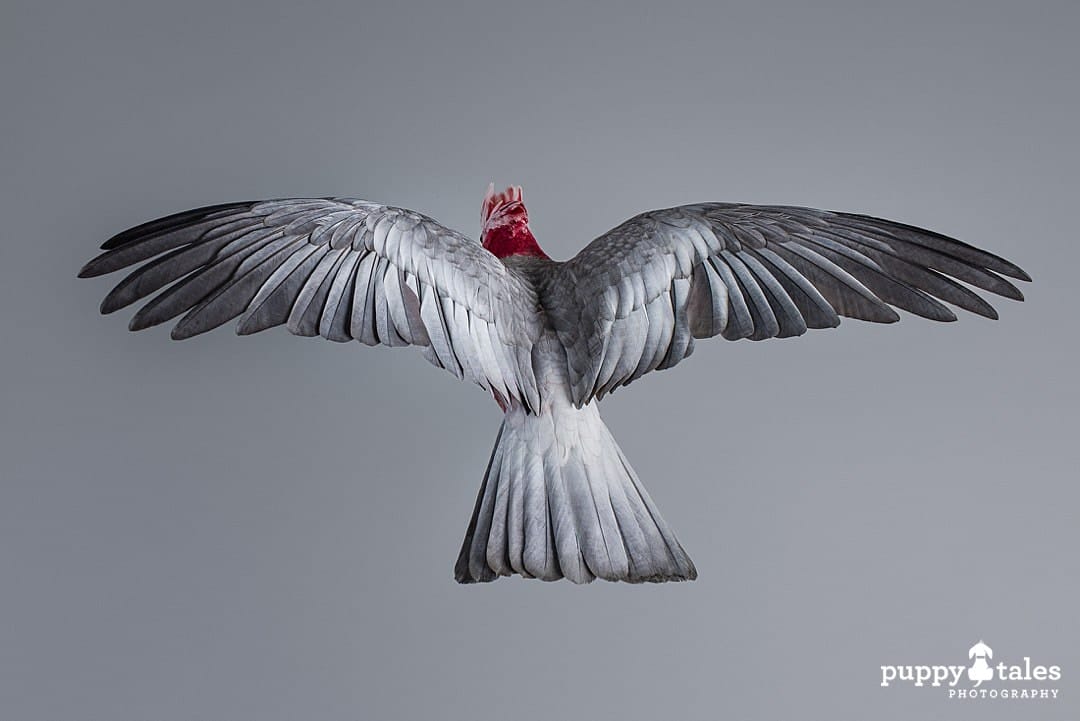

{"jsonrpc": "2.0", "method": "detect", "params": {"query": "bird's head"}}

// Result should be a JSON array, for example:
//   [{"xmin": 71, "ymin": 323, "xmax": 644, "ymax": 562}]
[{"xmin": 480, "ymin": 184, "xmax": 549, "ymax": 259}]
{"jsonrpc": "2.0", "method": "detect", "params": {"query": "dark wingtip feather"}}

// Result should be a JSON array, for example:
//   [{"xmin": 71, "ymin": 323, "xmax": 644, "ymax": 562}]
[
  {"xmin": 79, "ymin": 254, "xmax": 113, "ymax": 278},
  {"xmin": 838, "ymin": 212, "xmax": 1033, "ymax": 282},
  {"xmin": 981, "ymin": 256, "xmax": 1030, "ymax": 283},
  {"xmin": 849, "ymin": 299, "xmax": 901, "ymax": 324},
  {"xmin": 895, "ymin": 293, "xmax": 957, "ymax": 322},
  {"xmin": 169, "ymin": 317, "xmax": 205, "ymax": 340},
  {"xmin": 127, "ymin": 313, "xmax": 155, "ymax": 332},
  {"xmin": 170, "ymin": 325, "xmax": 197, "ymax": 341},
  {"xmin": 235, "ymin": 316, "xmax": 263, "ymax": 336},
  {"xmin": 100, "ymin": 279, "xmax": 146, "ymax": 314},
  {"xmin": 992, "ymin": 260, "xmax": 1031, "ymax": 283},
  {"xmin": 99, "ymin": 201, "xmax": 255, "ymax": 250},
  {"xmin": 99, "ymin": 293, "xmax": 121, "ymax": 315},
  {"xmin": 991, "ymin": 277, "xmax": 1025, "ymax": 302}
]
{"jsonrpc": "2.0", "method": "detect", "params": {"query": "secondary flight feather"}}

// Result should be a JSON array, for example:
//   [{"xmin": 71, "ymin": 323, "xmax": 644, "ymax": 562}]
[{"xmin": 80, "ymin": 184, "xmax": 1030, "ymax": 583}]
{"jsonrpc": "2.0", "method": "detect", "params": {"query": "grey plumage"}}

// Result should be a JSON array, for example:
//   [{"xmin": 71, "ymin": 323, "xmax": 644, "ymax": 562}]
[
  {"xmin": 82, "ymin": 199, "xmax": 544, "ymax": 410},
  {"xmin": 549, "ymin": 203, "xmax": 1029, "ymax": 405},
  {"xmin": 81, "ymin": 195, "xmax": 1029, "ymax": 584}
]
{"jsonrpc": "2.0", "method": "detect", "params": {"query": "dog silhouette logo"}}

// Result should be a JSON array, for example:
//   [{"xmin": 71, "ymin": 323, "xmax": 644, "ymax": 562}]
[{"xmin": 968, "ymin": 641, "xmax": 994, "ymax": 687}]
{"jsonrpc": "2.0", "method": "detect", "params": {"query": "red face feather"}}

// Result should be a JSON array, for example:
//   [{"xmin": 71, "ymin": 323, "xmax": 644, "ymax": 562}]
[{"xmin": 480, "ymin": 184, "xmax": 549, "ymax": 259}]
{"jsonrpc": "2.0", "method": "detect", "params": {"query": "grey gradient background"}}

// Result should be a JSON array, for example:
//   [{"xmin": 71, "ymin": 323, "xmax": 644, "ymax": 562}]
[{"xmin": 2, "ymin": 1, "xmax": 1077, "ymax": 719}]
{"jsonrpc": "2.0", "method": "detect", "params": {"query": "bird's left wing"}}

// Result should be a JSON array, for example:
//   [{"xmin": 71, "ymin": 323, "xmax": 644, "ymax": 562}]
[
  {"xmin": 547, "ymin": 203, "xmax": 1030, "ymax": 406},
  {"xmin": 80, "ymin": 198, "xmax": 543, "ymax": 410}
]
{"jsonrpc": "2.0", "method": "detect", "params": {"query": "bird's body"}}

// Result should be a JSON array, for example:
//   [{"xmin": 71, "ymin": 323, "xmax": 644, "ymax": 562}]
[
  {"xmin": 455, "ymin": 259, "xmax": 697, "ymax": 582},
  {"xmin": 80, "ymin": 184, "xmax": 1030, "ymax": 583}
]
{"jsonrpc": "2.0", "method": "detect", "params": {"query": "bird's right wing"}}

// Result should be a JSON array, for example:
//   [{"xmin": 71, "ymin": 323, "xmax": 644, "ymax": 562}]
[
  {"xmin": 80, "ymin": 198, "xmax": 544, "ymax": 410},
  {"xmin": 547, "ymin": 203, "xmax": 1030, "ymax": 406}
]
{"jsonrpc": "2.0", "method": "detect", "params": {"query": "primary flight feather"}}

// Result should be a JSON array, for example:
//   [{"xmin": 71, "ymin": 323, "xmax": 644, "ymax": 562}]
[{"xmin": 80, "ymin": 184, "xmax": 1030, "ymax": 583}]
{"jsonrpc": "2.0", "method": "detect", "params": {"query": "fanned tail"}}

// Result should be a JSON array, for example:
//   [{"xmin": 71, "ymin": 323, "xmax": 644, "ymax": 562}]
[{"xmin": 455, "ymin": 403, "xmax": 697, "ymax": 584}]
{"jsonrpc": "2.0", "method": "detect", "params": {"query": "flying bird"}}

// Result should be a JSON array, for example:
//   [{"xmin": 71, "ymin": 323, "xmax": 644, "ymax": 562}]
[{"xmin": 79, "ymin": 185, "xmax": 1030, "ymax": 584}]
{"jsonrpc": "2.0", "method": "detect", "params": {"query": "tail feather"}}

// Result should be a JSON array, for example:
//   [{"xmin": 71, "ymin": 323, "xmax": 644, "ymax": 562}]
[
  {"xmin": 545, "ymin": 447, "xmax": 591, "ymax": 583},
  {"xmin": 579, "ymin": 448, "xmax": 630, "ymax": 579},
  {"xmin": 458, "ymin": 425, "xmax": 501, "ymax": 583},
  {"xmin": 486, "ymin": 449, "xmax": 513, "ymax": 576},
  {"xmin": 522, "ymin": 453, "xmax": 555, "ymax": 578},
  {"xmin": 455, "ymin": 403, "xmax": 696, "ymax": 584},
  {"xmin": 599, "ymin": 446, "xmax": 652, "ymax": 578},
  {"xmin": 615, "ymin": 444, "xmax": 698, "ymax": 580}
]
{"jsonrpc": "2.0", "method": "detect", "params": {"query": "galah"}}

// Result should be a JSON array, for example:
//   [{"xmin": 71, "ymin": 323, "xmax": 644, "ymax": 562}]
[{"xmin": 80, "ymin": 185, "xmax": 1030, "ymax": 584}]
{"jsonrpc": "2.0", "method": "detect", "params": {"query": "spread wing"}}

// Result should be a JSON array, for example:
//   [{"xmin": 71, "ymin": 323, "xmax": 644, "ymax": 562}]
[
  {"xmin": 548, "ymin": 203, "xmax": 1030, "ymax": 406},
  {"xmin": 80, "ymin": 198, "xmax": 543, "ymax": 410}
]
